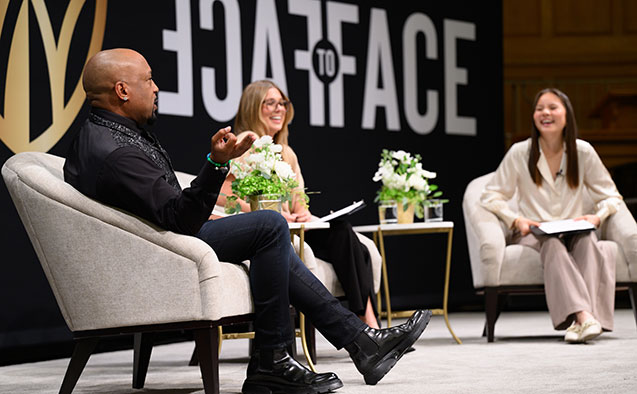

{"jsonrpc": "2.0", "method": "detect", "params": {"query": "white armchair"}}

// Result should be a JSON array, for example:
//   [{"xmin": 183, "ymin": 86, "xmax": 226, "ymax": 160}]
[
  {"xmin": 463, "ymin": 172, "xmax": 637, "ymax": 342},
  {"xmin": 2, "ymin": 152, "xmax": 254, "ymax": 394}
]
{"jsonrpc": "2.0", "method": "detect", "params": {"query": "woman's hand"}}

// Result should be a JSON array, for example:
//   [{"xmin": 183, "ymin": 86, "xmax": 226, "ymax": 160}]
[
  {"xmin": 281, "ymin": 209, "xmax": 312, "ymax": 223},
  {"xmin": 281, "ymin": 211, "xmax": 298, "ymax": 223},
  {"xmin": 294, "ymin": 210, "xmax": 313, "ymax": 223},
  {"xmin": 574, "ymin": 214, "xmax": 600, "ymax": 228},
  {"xmin": 514, "ymin": 216, "xmax": 541, "ymax": 236}
]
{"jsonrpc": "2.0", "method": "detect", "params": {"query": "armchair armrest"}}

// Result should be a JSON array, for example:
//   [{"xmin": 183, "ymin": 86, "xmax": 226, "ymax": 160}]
[
  {"xmin": 292, "ymin": 235, "xmax": 318, "ymax": 272},
  {"xmin": 464, "ymin": 202, "xmax": 507, "ymax": 288},
  {"xmin": 355, "ymin": 232, "xmax": 382, "ymax": 294},
  {"xmin": 602, "ymin": 201, "xmax": 637, "ymax": 278}
]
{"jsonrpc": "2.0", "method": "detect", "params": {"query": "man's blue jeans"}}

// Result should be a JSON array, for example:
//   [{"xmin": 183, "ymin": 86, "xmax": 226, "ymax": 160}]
[{"xmin": 196, "ymin": 210, "xmax": 365, "ymax": 350}]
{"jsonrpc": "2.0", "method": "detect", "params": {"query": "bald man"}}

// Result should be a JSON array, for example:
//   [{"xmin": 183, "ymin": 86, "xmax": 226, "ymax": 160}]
[
  {"xmin": 82, "ymin": 48, "xmax": 160, "ymax": 126},
  {"xmin": 64, "ymin": 48, "xmax": 431, "ymax": 394}
]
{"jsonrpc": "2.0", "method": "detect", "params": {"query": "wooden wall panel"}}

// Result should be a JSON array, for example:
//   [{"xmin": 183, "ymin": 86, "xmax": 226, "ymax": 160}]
[
  {"xmin": 623, "ymin": 0, "xmax": 637, "ymax": 34},
  {"xmin": 503, "ymin": 0, "xmax": 541, "ymax": 36},
  {"xmin": 503, "ymin": 0, "xmax": 637, "ymax": 168},
  {"xmin": 553, "ymin": 0, "xmax": 612, "ymax": 36}
]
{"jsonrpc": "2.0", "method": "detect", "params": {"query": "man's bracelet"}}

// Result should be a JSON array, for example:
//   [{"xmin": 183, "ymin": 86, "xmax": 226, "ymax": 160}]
[{"xmin": 207, "ymin": 153, "xmax": 231, "ymax": 167}]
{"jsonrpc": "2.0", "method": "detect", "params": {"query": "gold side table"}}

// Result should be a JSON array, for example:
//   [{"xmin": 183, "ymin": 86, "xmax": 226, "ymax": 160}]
[{"xmin": 353, "ymin": 222, "xmax": 462, "ymax": 344}]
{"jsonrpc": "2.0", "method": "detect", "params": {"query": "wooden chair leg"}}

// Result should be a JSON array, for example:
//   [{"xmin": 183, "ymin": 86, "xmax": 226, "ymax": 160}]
[
  {"xmin": 189, "ymin": 346, "xmax": 198, "ymax": 366},
  {"xmin": 194, "ymin": 327, "xmax": 220, "ymax": 394},
  {"xmin": 59, "ymin": 337, "xmax": 99, "ymax": 394},
  {"xmin": 628, "ymin": 284, "xmax": 637, "ymax": 331},
  {"xmin": 482, "ymin": 289, "xmax": 505, "ymax": 340},
  {"xmin": 133, "ymin": 333, "xmax": 154, "ymax": 389},
  {"xmin": 484, "ymin": 288, "xmax": 499, "ymax": 342}
]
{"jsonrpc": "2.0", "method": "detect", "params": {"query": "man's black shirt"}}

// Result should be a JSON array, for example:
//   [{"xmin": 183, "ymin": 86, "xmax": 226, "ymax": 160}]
[{"xmin": 64, "ymin": 107, "xmax": 227, "ymax": 235}]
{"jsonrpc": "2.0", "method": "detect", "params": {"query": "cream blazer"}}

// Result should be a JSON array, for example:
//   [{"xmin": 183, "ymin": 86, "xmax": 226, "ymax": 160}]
[{"xmin": 480, "ymin": 138, "xmax": 622, "ymax": 229}]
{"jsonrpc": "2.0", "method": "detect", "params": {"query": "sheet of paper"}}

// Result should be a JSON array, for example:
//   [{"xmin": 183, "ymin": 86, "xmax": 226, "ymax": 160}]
[
  {"xmin": 315, "ymin": 200, "xmax": 365, "ymax": 223},
  {"xmin": 538, "ymin": 219, "xmax": 595, "ymax": 234}
]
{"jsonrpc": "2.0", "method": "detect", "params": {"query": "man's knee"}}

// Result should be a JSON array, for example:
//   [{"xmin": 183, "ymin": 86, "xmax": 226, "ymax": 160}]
[{"xmin": 252, "ymin": 210, "xmax": 289, "ymax": 234}]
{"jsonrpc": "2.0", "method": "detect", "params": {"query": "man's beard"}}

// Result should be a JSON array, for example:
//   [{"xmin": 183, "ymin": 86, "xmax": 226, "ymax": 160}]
[
  {"xmin": 147, "ymin": 98, "xmax": 159, "ymax": 125},
  {"xmin": 147, "ymin": 108, "xmax": 158, "ymax": 125}
]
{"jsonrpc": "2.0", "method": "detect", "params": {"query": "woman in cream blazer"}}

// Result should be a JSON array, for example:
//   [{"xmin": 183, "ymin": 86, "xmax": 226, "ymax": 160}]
[{"xmin": 480, "ymin": 88, "xmax": 622, "ymax": 343}]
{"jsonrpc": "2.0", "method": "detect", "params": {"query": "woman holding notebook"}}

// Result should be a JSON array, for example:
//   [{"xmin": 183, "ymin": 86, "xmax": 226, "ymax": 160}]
[
  {"xmin": 218, "ymin": 80, "xmax": 381, "ymax": 328},
  {"xmin": 480, "ymin": 88, "xmax": 623, "ymax": 343}
]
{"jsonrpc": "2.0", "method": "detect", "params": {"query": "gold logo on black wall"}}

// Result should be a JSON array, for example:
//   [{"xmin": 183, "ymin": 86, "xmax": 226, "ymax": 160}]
[{"xmin": 0, "ymin": 0, "xmax": 107, "ymax": 153}]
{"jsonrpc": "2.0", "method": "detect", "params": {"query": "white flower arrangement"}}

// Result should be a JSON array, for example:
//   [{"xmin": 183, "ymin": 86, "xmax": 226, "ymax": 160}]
[
  {"xmin": 372, "ymin": 149, "xmax": 444, "ymax": 218},
  {"xmin": 225, "ymin": 135, "xmax": 306, "ymax": 213}
]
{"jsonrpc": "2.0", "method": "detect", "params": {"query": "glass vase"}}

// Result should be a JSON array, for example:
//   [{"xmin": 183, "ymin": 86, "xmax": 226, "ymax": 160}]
[
  {"xmin": 248, "ymin": 194, "xmax": 282, "ymax": 213},
  {"xmin": 378, "ymin": 200, "xmax": 398, "ymax": 224}
]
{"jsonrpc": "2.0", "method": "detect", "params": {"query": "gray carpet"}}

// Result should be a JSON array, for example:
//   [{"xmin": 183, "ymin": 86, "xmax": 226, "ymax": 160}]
[{"xmin": 1, "ymin": 310, "xmax": 636, "ymax": 393}]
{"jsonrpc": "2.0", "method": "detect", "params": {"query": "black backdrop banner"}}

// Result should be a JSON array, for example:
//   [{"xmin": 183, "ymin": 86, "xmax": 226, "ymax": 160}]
[{"xmin": 0, "ymin": 0, "xmax": 503, "ymax": 356}]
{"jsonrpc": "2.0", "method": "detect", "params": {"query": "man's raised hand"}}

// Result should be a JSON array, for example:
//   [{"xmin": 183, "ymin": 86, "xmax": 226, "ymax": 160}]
[{"xmin": 209, "ymin": 126, "xmax": 256, "ymax": 164}]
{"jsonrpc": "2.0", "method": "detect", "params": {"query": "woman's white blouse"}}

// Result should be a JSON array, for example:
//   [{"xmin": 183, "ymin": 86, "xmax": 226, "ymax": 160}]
[{"xmin": 480, "ymin": 138, "xmax": 623, "ymax": 228}]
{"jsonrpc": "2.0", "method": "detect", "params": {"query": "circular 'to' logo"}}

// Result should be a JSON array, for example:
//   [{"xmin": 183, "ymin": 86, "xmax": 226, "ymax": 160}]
[{"xmin": 311, "ymin": 39, "xmax": 340, "ymax": 84}]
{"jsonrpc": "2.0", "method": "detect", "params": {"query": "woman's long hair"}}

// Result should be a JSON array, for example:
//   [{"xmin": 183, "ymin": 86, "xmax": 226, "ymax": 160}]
[
  {"xmin": 528, "ymin": 88, "xmax": 579, "ymax": 188},
  {"xmin": 233, "ymin": 80, "xmax": 295, "ymax": 146}
]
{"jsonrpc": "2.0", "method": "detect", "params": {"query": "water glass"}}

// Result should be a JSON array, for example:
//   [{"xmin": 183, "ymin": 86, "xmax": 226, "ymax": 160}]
[
  {"xmin": 378, "ymin": 200, "xmax": 398, "ymax": 224},
  {"xmin": 424, "ymin": 199, "xmax": 443, "ymax": 222}
]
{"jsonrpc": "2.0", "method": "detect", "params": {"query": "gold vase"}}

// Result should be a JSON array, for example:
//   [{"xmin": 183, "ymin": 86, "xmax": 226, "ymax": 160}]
[
  {"xmin": 396, "ymin": 202, "xmax": 415, "ymax": 224},
  {"xmin": 248, "ymin": 194, "xmax": 282, "ymax": 213}
]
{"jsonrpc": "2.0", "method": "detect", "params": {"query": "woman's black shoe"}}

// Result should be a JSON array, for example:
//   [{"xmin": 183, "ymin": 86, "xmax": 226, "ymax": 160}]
[
  {"xmin": 242, "ymin": 348, "xmax": 343, "ymax": 394},
  {"xmin": 345, "ymin": 309, "xmax": 432, "ymax": 385}
]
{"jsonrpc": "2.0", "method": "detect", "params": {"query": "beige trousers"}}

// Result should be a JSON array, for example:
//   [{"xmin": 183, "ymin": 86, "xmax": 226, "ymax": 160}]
[{"xmin": 512, "ymin": 231, "xmax": 616, "ymax": 331}]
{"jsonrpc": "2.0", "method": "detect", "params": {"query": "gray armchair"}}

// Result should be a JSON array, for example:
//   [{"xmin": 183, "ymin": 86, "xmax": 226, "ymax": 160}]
[
  {"xmin": 463, "ymin": 172, "xmax": 637, "ymax": 342},
  {"xmin": 2, "ymin": 152, "xmax": 254, "ymax": 394}
]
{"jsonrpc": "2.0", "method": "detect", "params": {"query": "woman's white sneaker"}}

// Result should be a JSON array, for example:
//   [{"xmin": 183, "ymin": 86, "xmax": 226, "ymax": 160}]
[
  {"xmin": 564, "ymin": 322, "xmax": 582, "ymax": 343},
  {"xmin": 579, "ymin": 318, "xmax": 602, "ymax": 342}
]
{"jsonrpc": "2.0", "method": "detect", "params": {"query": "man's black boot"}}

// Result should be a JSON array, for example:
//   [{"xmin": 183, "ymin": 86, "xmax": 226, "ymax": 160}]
[
  {"xmin": 242, "ymin": 347, "xmax": 343, "ymax": 394},
  {"xmin": 345, "ymin": 309, "xmax": 432, "ymax": 385}
]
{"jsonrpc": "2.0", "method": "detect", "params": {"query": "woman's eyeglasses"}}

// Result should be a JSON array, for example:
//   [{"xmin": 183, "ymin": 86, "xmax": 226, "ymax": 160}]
[{"xmin": 263, "ymin": 99, "xmax": 290, "ymax": 111}]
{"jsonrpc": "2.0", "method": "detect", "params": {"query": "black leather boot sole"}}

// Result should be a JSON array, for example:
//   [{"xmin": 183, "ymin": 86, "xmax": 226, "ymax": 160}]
[
  {"xmin": 242, "ymin": 374, "xmax": 343, "ymax": 394},
  {"xmin": 241, "ymin": 347, "xmax": 343, "ymax": 394},
  {"xmin": 362, "ymin": 309, "xmax": 432, "ymax": 385}
]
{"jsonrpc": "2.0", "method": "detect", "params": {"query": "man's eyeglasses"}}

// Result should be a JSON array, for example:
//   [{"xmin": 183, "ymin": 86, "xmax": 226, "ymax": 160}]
[{"xmin": 263, "ymin": 99, "xmax": 290, "ymax": 111}]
